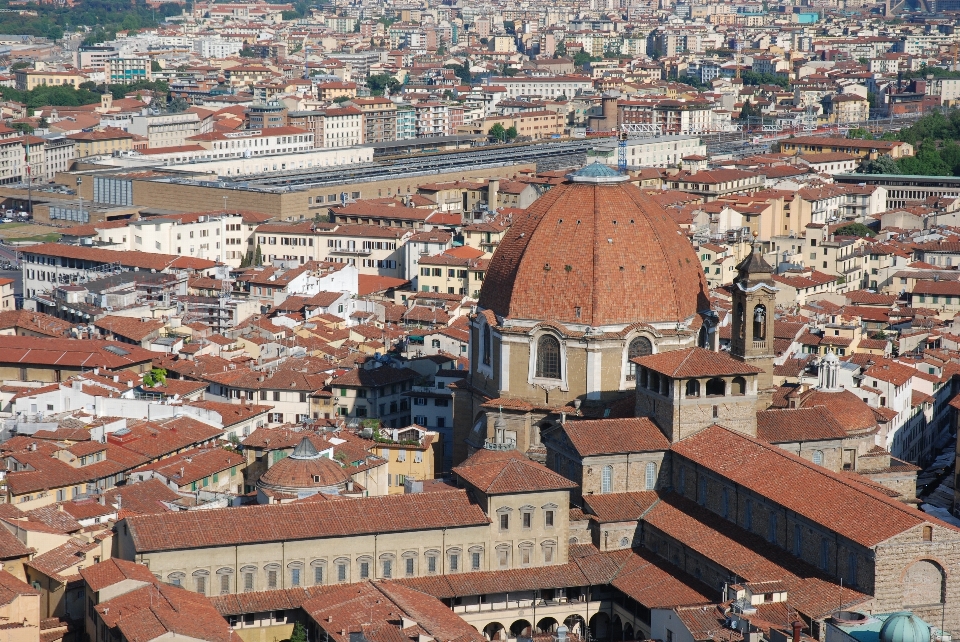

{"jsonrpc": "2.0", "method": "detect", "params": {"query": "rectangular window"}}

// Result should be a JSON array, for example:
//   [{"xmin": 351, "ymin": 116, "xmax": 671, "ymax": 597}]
[
  {"xmin": 427, "ymin": 556, "xmax": 437, "ymax": 573},
  {"xmin": 544, "ymin": 546, "xmax": 554, "ymax": 564},
  {"xmin": 268, "ymin": 570, "xmax": 278, "ymax": 589},
  {"xmin": 360, "ymin": 562, "xmax": 369, "ymax": 579},
  {"xmin": 522, "ymin": 512, "xmax": 532, "ymax": 529},
  {"xmin": 472, "ymin": 552, "xmax": 481, "ymax": 570},
  {"xmin": 500, "ymin": 513, "xmax": 509, "ymax": 530},
  {"xmin": 405, "ymin": 558, "xmax": 414, "ymax": 576},
  {"xmin": 196, "ymin": 576, "xmax": 206, "ymax": 595},
  {"xmin": 244, "ymin": 573, "xmax": 254, "ymax": 591},
  {"xmin": 337, "ymin": 564, "xmax": 347, "ymax": 582},
  {"xmin": 291, "ymin": 568, "xmax": 300, "ymax": 586},
  {"xmin": 382, "ymin": 560, "xmax": 392, "ymax": 579},
  {"xmin": 314, "ymin": 566, "xmax": 324, "ymax": 585},
  {"xmin": 450, "ymin": 554, "xmax": 459, "ymax": 572},
  {"xmin": 545, "ymin": 510, "xmax": 554, "ymax": 527},
  {"xmin": 221, "ymin": 574, "xmax": 230, "ymax": 594}
]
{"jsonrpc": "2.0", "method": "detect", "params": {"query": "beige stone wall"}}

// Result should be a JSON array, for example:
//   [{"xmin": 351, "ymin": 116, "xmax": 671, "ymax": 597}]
[
  {"xmin": 873, "ymin": 524, "xmax": 960, "ymax": 632},
  {"xmin": 122, "ymin": 165, "xmax": 535, "ymax": 220},
  {"xmin": 577, "ymin": 453, "xmax": 668, "ymax": 497},
  {"xmin": 635, "ymin": 382, "xmax": 758, "ymax": 443},
  {"xmin": 485, "ymin": 489, "xmax": 568, "ymax": 570}
]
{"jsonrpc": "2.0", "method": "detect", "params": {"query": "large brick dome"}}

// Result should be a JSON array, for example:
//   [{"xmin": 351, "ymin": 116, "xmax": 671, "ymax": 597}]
[{"xmin": 478, "ymin": 163, "xmax": 709, "ymax": 327}]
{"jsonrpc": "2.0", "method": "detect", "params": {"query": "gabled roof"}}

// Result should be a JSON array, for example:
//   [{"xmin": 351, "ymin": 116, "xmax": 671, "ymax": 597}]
[
  {"xmin": 671, "ymin": 425, "xmax": 945, "ymax": 547},
  {"xmin": 453, "ymin": 449, "xmax": 576, "ymax": 495},
  {"xmin": 560, "ymin": 417, "xmax": 670, "ymax": 456},
  {"xmin": 124, "ymin": 490, "xmax": 490, "ymax": 553}
]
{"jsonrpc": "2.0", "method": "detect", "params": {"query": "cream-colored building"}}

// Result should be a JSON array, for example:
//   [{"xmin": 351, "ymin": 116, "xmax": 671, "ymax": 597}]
[
  {"xmin": 14, "ymin": 70, "xmax": 86, "ymax": 91},
  {"xmin": 97, "ymin": 212, "xmax": 247, "ymax": 266},
  {"xmin": 128, "ymin": 112, "xmax": 201, "ymax": 149},
  {"xmin": 116, "ymin": 450, "xmax": 573, "ymax": 592}
]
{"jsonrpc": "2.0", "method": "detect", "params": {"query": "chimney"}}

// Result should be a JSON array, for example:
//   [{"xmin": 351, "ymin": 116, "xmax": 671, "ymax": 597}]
[
  {"xmin": 792, "ymin": 621, "xmax": 803, "ymax": 642},
  {"xmin": 98, "ymin": 494, "xmax": 105, "ymax": 506},
  {"xmin": 488, "ymin": 179, "xmax": 500, "ymax": 209}
]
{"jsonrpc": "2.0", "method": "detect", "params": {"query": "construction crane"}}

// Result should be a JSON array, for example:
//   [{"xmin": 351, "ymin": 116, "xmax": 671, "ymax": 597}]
[{"xmin": 618, "ymin": 131, "xmax": 627, "ymax": 173}]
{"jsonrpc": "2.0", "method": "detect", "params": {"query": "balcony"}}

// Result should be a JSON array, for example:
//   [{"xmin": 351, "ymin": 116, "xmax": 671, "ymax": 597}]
[
  {"xmin": 328, "ymin": 247, "xmax": 372, "ymax": 256},
  {"xmin": 752, "ymin": 340, "xmax": 766, "ymax": 350}
]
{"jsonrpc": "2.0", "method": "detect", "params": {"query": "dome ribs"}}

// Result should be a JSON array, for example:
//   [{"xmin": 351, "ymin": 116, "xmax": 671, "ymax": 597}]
[{"xmin": 478, "ymin": 178, "xmax": 707, "ymax": 327}]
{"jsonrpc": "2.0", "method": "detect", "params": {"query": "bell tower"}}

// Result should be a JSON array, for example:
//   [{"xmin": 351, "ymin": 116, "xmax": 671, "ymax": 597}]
[{"xmin": 730, "ymin": 241, "xmax": 777, "ymax": 400}]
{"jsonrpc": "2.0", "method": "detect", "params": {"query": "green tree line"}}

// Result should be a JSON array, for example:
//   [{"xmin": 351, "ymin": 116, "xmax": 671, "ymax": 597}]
[
  {"xmin": 0, "ymin": 79, "xmax": 170, "ymax": 109},
  {"xmin": 857, "ymin": 110, "xmax": 960, "ymax": 176}
]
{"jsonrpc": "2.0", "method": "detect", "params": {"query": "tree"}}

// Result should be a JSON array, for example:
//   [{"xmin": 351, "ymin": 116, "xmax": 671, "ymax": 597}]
[
  {"xmin": 10, "ymin": 122, "xmax": 33, "ymax": 134},
  {"xmin": 488, "ymin": 123, "xmax": 506, "ymax": 142},
  {"xmin": 573, "ymin": 50, "xmax": 593, "ymax": 67},
  {"xmin": 834, "ymin": 223, "xmax": 875, "ymax": 237},
  {"xmin": 253, "ymin": 243, "xmax": 263, "ymax": 267},
  {"xmin": 151, "ymin": 60, "xmax": 162, "ymax": 72},
  {"xmin": 366, "ymin": 73, "xmax": 400, "ymax": 96},
  {"xmin": 290, "ymin": 623, "xmax": 308, "ymax": 642},
  {"xmin": 857, "ymin": 155, "xmax": 900, "ymax": 175},
  {"xmin": 897, "ymin": 140, "xmax": 951, "ymax": 176},
  {"xmin": 739, "ymin": 99, "xmax": 761, "ymax": 121},
  {"xmin": 846, "ymin": 127, "xmax": 873, "ymax": 140},
  {"xmin": 444, "ymin": 63, "xmax": 470, "ymax": 84},
  {"xmin": 503, "ymin": 20, "xmax": 515, "ymax": 34},
  {"xmin": 505, "ymin": 126, "xmax": 518, "ymax": 140},
  {"xmin": 142, "ymin": 367, "xmax": 167, "ymax": 387}
]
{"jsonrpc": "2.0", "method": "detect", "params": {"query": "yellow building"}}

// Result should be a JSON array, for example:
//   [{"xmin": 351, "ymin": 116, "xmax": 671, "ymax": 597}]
[
  {"xmin": 375, "ymin": 425, "xmax": 442, "ymax": 494},
  {"xmin": 66, "ymin": 129, "xmax": 137, "ymax": 158},
  {"xmin": 14, "ymin": 69, "xmax": 87, "ymax": 91}
]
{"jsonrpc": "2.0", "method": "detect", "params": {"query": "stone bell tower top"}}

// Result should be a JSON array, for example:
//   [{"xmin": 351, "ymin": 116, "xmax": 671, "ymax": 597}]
[{"xmin": 730, "ymin": 239, "xmax": 777, "ymax": 397}]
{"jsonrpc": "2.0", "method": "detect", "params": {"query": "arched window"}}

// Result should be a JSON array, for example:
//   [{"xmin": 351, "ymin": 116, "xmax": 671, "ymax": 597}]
[
  {"xmin": 482, "ymin": 324, "xmax": 491, "ymax": 366},
  {"xmin": 753, "ymin": 304, "xmax": 767, "ymax": 341},
  {"xmin": 813, "ymin": 450, "xmax": 824, "ymax": 466},
  {"xmin": 686, "ymin": 379, "xmax": 700, "ymax": 397},
  {"xmin": 644, "ymin": 462, "xmax": 657, "ymax": 490},
  {"xmin": 601, "ymin": 465, "xmax": 613, "ymax": 494},
  {"xmin": 627, "ymin": 336, "xmax": 652, "ymax": 380},
  {"xmin": 536, "ymin": 335, "xmax": 561, "ymax": 379},
  {"xmin": 732, "ymin": 376, "xmax": 746, "ymax": 396},
  {"xmin": 706, "ymin": 377, "xmax": 725, "ymax": 396}
]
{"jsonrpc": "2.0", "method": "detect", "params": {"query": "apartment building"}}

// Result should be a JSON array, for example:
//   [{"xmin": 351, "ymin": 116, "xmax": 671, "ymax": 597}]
[
  {"xmin": 252, "ymin": 223, "xmax": 408, "ymax": 278},
  {"xmin": 347, "ymin": 97, "xmax": 398, "ymax": 143},
  {"xmin": 287, "ymin": 107, "xmax": 363, "ymax": 148},
  {"xmin": 67, "ymin": 129, "xmax": 136, "ymax": 159},
  {"xmin": 20, "ymin": 243, "xmax": 215, "ymax": 301},
  {"xmin": 488, "ymin": 75, "xmax": 593, "ymax": 99},
  {"xmin": 107, "ymin": 58, "xmax": 151, "ymax": 85},
  {"xmin": 187, "ymin": 126, "xmax": 314, "ymax": 156},
  {"xmin": 417, "ymin": 247, "xmax": 489, "ymax": 297},
  {"xmin": 42, "ymin": 135, "xmax": 76, "ymax": 181},
  {"xmin": 97, "ymin": 212, "xmax": 247, "ymax": 266},
  {"xmin": 128, "ymin": 112, "xmax": 202, "ymax": 149}
]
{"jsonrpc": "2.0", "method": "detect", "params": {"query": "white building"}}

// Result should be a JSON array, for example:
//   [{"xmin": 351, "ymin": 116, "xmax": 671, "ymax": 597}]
[
  {"xmin": 488, "ymin": 75, "xmax": 593, "ymax": 99},
  {"xmin": 128, "ymin": 111, "xmax": 202, "ymax": 149},
  {"xmin": 103, "ymin": 212, "xmax": 247, "ymax": 266},
  {"xmin": 589, "ymin": 135, "xmax": 707, "ymax": 168},
  {"xmin": 163, "ymin": 146, "xmax": 374, "ymax": 178},
  {"xmin": 194, "ymin": 37, "xmax": 244, "ymax": 59}
]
